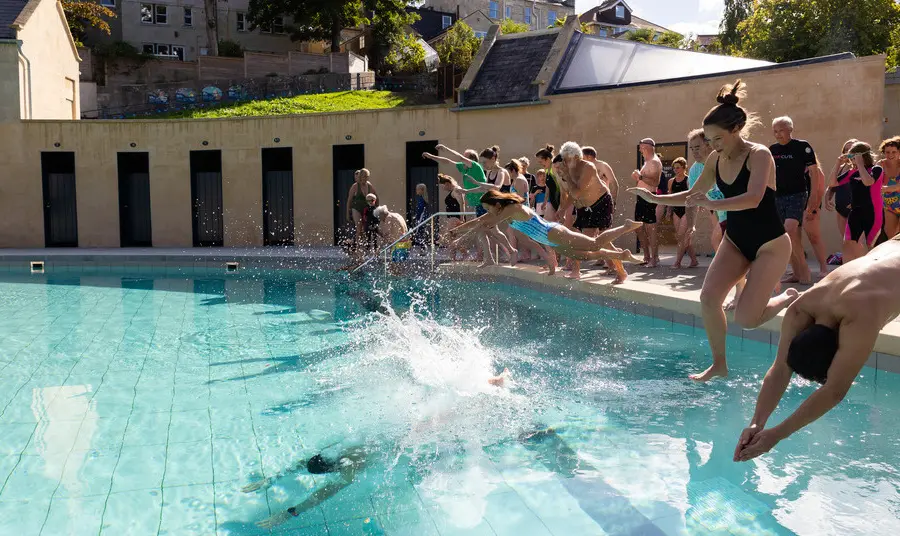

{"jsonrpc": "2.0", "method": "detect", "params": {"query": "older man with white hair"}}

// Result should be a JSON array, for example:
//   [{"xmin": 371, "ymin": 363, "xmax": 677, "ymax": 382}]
[
  {"xmin": 374, "ymin": 205, "xmax": 410, "ymax": 265},
  {"xmin": 770, "ymin": 116, "xmax": 826, "ymax": 284},
  {"xmin": 557, "ymin": 141, "xmax": 627, "ymax": 282}
]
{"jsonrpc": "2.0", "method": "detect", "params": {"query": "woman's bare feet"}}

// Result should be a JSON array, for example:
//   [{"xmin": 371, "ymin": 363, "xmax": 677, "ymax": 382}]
[
  {"xmin": 620, "ymin": 251, "xmax": 645, "ymax": 264},
  {"xmin": 565, "ymin": 270, "xmax": 581, "ymax": 280},
  {"xmin": 688, "ymin": 260, "xmax": 700, "ymax": 268},
  {"xmin": 689, "ymin": 363, "xmax": 729, "ymax": 382}
]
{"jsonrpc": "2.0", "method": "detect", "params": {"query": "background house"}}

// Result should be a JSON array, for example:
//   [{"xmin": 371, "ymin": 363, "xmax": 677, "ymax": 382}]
[
  {"xmin": 579, "ymin": 0, "xmax": 673, "ymax": 39},
  {"xmin": 421, "ymin": 0, "xmax": 575, "ymax": 31},
  {"xmin": 0, "ymin": 0, "xmax": 81, "ymax": 121}
]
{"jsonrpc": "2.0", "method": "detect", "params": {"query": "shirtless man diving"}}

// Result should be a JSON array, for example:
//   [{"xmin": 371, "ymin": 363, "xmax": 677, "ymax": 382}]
[
  {"xmin": 558, "ymin": 141, "xmax": 628, "ymax": 283},
  {"xmin": 632, "ymin": 138, "xmax": 662, "ymax": 267},
  {"xmin": 734, "ymin": 234, "xmax": 900, "ymax": 461}
]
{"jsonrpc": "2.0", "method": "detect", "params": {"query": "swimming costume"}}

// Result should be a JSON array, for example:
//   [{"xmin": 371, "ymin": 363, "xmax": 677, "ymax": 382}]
[
  {"xmin": 634, "ymin": 197, "xmax": 657, "ymax": 224},
  {"xmin": 445, "ymin": 191, "xmax": 461, "ymax": 215},
  {"xmin": 351, "ymin": 184, "xmax": 370, "ymax": 213},
  {"xmin": 883, "ymin": 169, "xmax": 900, "ymax": 216},
  {"xmin": 687, "ymin": 161, "xmax": 704, "ymax": 189},
  {"xmin": 837, "ymin": 166, "xmax": 885, "ymax": 247},
  {"xmin": 475, "ymin": 205, "xmax": 487, "ymax": 217},
  {"xmin": 546, "ymin": 170, "xmax": 561, "ymax": 210},
  {"xmin": 391, "ymin": 240, "xmax": 411, "ymax": 262},
  {"xmin": 508, "ymin": 213, "xmax": 561, "ymax": 247},
  {"xmin": 716, "ymin": 154, "xmax": 785, "ymax": 261},
  {"xmin": 575, "ymin": 193, "xmax": 613, "ymax": 230},
  {"xmin": 510, "ymin": 185, "xmax": 529, "ymax": 205},
  {"xmin": 670, "ymin": 177, "xmax": 689, "ymax": 218},
  {"xmin": 833, "ymin": 182, "xmax": 852, "ymax": 219}
]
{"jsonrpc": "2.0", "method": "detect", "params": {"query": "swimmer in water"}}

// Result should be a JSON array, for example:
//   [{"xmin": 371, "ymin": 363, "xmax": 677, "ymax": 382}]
[
  {"xmin": 443, "ymin": 190, "xmax": 644, "ymax": 275},
  {"xmin": 735, "ymin": 232, "xmax": 900, "ymax": 461}
]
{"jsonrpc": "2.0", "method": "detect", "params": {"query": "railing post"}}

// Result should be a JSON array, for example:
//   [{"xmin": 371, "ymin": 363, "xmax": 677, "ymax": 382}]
[{"xmin": 430, "ymin": 216, "xmax": 435, "ymax": 273}]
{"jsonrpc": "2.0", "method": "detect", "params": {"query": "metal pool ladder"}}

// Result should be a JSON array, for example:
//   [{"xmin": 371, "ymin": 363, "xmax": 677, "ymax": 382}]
[{"xmin": 351, "ymin": 211, "xmax": 475, "ymax": 274}]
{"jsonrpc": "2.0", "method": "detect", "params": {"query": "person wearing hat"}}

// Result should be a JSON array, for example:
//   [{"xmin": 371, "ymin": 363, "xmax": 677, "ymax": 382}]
[
  {"xmin": 631, "ymin": 138, "xmax": 662, "ymax": 267},
  {"xmin": 735, "ymin": 230, "xmax": 900, "ymax": 461}
]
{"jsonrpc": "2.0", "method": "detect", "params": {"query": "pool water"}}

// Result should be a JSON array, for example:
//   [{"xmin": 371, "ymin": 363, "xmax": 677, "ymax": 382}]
[{"xmin": 0, "ymin": 271, "xmax": 898, "ymax": 536}]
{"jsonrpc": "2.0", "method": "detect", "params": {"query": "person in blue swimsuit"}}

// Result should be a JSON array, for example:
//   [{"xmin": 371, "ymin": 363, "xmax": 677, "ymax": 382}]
[
  {"xmin": 442, "ymin": 190, "xmax": 643, "ymax": 275},
  {"xmin": 629, "ymin": 79, "xmax": 798, "ymax": 382}
]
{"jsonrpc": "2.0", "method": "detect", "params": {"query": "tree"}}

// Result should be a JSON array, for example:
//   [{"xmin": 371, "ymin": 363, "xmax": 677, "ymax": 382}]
[
  {"xmin": 384, "ymin": 32, "xmax": 425, "ymax": 73},
  {"xmin": 550, "ymin": 16, "xmax": 590, "ymax": 33},
  {"xmin": 737, "ymin": 0, "xmax": 900, "ymax": 63},
  {"xmin": 622, "ymin": 28, "xmax": 654, "ymax": 44},
  {"xmin": 656, "ymin": 31, "xmax": 686, "ymax": 49},
  {"xmin": 500, "ymin": 18, "xmax": 529, "ymax": 34},
  {"xmin": 62, "ymin": 0, "xmax": 116, "ymax": 46},
  {"xmin": 435, "ymin": 21, "xmax": 481, "ymax": 72},
  {"xmin": 204, "ymin": 0, "xmax": 219, "ymax": 56},
  {"xmin": 719, "ymin": 0, "xmax": 753, "ymax": 54},
  {"xmin": 622, "ymin": 28, "xmax": 684, "ymax": 49}
]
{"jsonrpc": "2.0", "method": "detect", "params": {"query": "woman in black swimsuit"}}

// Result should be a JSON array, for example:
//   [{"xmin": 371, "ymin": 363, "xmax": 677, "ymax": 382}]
[
  {"xmin": 825, "ymin": 139, "xmax": 858, "ymax": 246},
  {"xmin": 668, "ymin": 157, "xmax": 698, "ymax": 269},
  {"xmin": 535, "ymin": 144, "xmax": 564, "ymax": 223},
  {"xmin": 629, "ymin": 80, "xmax": 797, "ymax": 382}
]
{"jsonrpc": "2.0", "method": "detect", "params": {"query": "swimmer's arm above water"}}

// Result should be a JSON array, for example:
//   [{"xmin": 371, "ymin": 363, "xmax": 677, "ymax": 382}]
[
  {"xmin": 459, "ymin": 183, "xmax": 499, "ymax": 194},
  {"xmin": 257, "ymin": 476, "xmax": 354, "ymax": 529},
  {"xmin": 436, "ymin": 145, "xmax": 474, "ymax": 166},
  {"xmin": 736, "ymin": 320, "xmax": 876, "ymax": 462},
  {"xmin": 422, "ymin": 152, "xmax": 458, "ymax": 167}
]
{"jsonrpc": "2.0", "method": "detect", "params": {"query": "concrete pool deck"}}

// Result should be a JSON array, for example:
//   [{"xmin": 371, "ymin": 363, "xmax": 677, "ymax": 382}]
[{"xmin": 439, "ymin": 251, "xmax": 900, "ymax": 373}]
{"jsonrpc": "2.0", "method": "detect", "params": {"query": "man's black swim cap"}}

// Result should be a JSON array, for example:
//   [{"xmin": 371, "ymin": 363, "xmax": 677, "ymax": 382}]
[
  {"xmin": 786, "ymin": 324, "xmax": 839, "ymax": 384},
  {"xmin": 307, "ymin": 454, "xmax": 340, "ymax": 474}
]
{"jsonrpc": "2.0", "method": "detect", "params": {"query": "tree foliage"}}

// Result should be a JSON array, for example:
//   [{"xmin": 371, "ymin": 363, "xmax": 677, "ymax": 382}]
[
  {"xmin": 435, "ymin": 21, "xmax": 481, "ymax": 72},
  {"xmin": 500, "ymin": 18, "xmax": 529, "ymax": 34},
  {"xmin": 656, "ymin": 31, "xmax": 686, "ymax": 49},
  {"xmin": 62, "ymin": 0, "xmax": 116, "ymax": 46},
  {"xmin": 718, "ymin": 0, "xmax": 753, "ymax": 54},
  {"xmin": 247, "ymin": 0, "xmax": 418, "ymax": 60},
  {"xmin": 622, "ymin": 28, "xmax": 684, "ymax": 49},
  {"xmin": 218, "ymin": 40, "xmax": 244, "ymax": 58},
  {"xmin": 550, "ymin": 16, "xmax": 590, "ymax": 32},
  {"xmin": 384, "ymin": 32, "xmax": 426, "ymax": 74},
  {"xmin": 737, "ymin": 0, "xmax": 900, "ymax": 63}
]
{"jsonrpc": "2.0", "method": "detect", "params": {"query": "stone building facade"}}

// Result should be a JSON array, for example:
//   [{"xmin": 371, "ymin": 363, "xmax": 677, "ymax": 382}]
[{"xmin": 422, "ymin": 0, "xmax": 576, "ymax": 30}]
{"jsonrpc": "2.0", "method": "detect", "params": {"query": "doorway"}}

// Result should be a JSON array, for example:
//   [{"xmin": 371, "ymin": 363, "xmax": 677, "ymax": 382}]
[
  {"xmin": 332, "ymin": 144, "xmax": 365, "ymax": 245},
  {"xmin": 261, "ymin": 147, "xmax": 294, "ymax": 246},
  {"xmin": 190, "ymin": 150, "xmax": 224, "ymax": 247},
  {"xmin": 117, "ymin": 152, "xmax": 152, "ymax": 247},
  {"xmin": 41, "ymin": 152, "xmax": 78, "ymax": 247}
]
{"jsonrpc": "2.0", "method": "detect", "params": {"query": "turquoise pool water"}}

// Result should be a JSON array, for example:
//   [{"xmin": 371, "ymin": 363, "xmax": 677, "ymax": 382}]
[{"xmin": 0, "ymin": 271, "xmax": 898, "ymax": 536}]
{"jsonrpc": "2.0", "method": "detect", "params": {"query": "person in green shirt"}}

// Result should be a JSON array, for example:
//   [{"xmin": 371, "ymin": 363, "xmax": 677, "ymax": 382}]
[{"xmin": 423, "ymin": 145, "xmax": 516, "ymax": 265}]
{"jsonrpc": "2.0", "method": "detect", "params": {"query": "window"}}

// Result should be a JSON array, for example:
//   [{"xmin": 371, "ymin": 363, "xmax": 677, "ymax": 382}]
[
  {"xmin": 475, "ymin": 31, "xmax": 487, "ymax": 39},
  {"xmin": 598, "ymin": 28, "xmax": 608, "ymax": 37},
  {"xmin": 171, "ymin": 45, "xmax": 184, "ymax": 60},
  {"xmin": 141, "ymin": 3, "xmax": 167, "ymax": 24},
  {"xmin": 489, "ymin": 1, "xmax": 498, "ymax": 19},
  {"xmin": 442, "ymin": 15, "xmax": 452, "ymax": 29},
  {"xmin": 236, "ymin": 13, "xmax": 247, "ymax": 32},
  {"xmin": 100, "ymin": 0, "xmax": 115, "ymax": 7},
  {"xmin": 505, "ymin": 6, "xmax": 511, "ymax": 19},
  {"xmin": 548, "ymin": 11, "xmax": 557, "ymax": 26},
  {"xmin": 616, "ymin": 4, "xmax": 625, "ymax": 18},
  {"xmin": 272, "ymin": 16, "xmax": 285, "ymax": 34},
  {"xmin": 524, "ymin": 7, "xmax": 532, "ymax": 25},
  {"xmin": 65, "ymin": 77, "xmax": 76, "ymax": 119},
  {"xmin": 156, "ymin": 44, "xmax": 171, "ymax": 55},
  {"xmin": 183, "ymin": 7, "xmax": 192, "ymax": 27},
  {"xmin": 142, "ymin": 44, "xmax": 154, "ymax": 54}
]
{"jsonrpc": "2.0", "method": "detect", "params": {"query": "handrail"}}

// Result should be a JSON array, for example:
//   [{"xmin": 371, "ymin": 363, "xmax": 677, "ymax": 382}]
[{"xmin": 351, "ymin": 211, "xmax": 475, "ymax": 273}]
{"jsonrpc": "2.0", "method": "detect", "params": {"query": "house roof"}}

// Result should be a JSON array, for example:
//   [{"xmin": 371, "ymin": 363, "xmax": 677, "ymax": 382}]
[
  {"xmin": 630, "ymin": 15, "xmax": 673, "ymax": 35},
  {"xmin": 0, "ymin": 0, "xmax": 32, "ymax": 39},
  {"xmin": 408, "ymin": 6, "xmax": 456, "ymax": 42},
  {"xmin": 427, "ymin": 9, "xmax": 493, "ymax": 44},
  {"xmin": 462, "ymin": 31, "xmax": 559, "ymax": 107}
]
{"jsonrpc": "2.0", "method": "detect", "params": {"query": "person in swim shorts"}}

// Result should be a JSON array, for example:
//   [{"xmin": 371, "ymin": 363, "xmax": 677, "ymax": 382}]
[
  {"xmin": 631, "ymin": 138, "xmax": 662, "ymax": 267},
  {"xmin": 443, "ymin": 190, "xmax": 644, "ymax": 276},
  {"xmin": 373, "ymin": 205, "xmax": 411, "ymax": 272},
  {"xmin": 629, "ymin": 79, "xmax": 797, "ymax": 382},
  {"xmin": 734, "ymin": 232, "xmax": 900, "ymax": 461}
]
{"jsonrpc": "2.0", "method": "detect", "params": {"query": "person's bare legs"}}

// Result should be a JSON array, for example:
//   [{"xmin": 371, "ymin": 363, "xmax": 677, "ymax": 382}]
[
  {"xmin": 695, "ymin": 238, "xmax": 751, "ymax": 382},
  {"xmin": 478, "ymin": 231, "xmax": 496, "ymax": 268},
  {"xmin": 802, "ymin": 211, "xmax": 829, "ymax": 277},
  {"xmin": 672, "ymin": 214, "xmax": 687, "ymax": 268},
  {"xmin": 568, "ymin": 228, "xmax": 599, "ymax": 280},
  {"xmin": 646, "ymin": 223, "xmax": 659, "ymax": 267},
  {"xmin": 709, "ymin": 212, "xmax": 723, "ymax": 254},
  {"xmin": 842, "ymin": 238, "xmax": 867, "ymax": 264},
  {"xmin": 782, "ymin": 219, "xmax": 811, "ymax": 284},
  {"xmin": 885, "ymin": 209, "xmax": 900, "ymax": 239},
  {"xmin": 732, "ymin": 236, "xmax": 797, "ymax": 331},
  {"xmin": 685, "ymin": 207, "xmax": 699, "ymax": 267}
]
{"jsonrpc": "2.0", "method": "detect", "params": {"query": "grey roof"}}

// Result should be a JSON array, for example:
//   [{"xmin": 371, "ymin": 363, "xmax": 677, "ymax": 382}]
[
  {"xmin": 463, "ymin": 33, "xmax": 558, "ymax": 107},
  {"xmin": 0, "ymin": 0, "xmax": 30, "ymax": 39}
]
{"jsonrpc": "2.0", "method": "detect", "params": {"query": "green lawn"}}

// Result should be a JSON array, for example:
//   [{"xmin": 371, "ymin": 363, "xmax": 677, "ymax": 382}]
[{"xmin": 156, "ymin": 91, "xmax": 422, "ymax": 119}]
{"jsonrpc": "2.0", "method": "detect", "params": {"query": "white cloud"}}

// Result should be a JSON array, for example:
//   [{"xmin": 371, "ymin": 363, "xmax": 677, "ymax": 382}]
[
  {"xmin": 698, "ymin": 0, "xmax": 723, "ymax": 15},
  {"xmin": 670, "ymin": 19, "xmax": 721, "ymax": 37}
]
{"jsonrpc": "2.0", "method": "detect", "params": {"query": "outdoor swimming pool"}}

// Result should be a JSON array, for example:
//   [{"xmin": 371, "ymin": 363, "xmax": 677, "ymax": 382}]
[{"xmin": 0, "ymin": 269, "xmax": 898, "ymax": 536}]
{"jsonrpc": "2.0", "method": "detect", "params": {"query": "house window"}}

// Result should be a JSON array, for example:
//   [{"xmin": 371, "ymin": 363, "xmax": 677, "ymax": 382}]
[
  {"xmin": 616, "ymin": 4, "xmax": 625, "ymax": 18},
  {"xmin": 475, "ymin": 31, "xmax": 487, "ymax": 39},
  {"xmin": 489, "ymin": 1, "xmax": 498, "ymax": 19},
  {"xmin": 442, "ymin": 15, "xmax": 452, "ymax": 29},
  {"xmin": 65, "ymin": 77, "xmax": 76, "ymax": 119},
  {"xmin": 272, "ymin": 16, "xmax": 285, "ymax": 34},
  {"xmin": 156, "ymin": 44, "xmax": 171, "ymax": 55},
  {"xmin": 154, "ymin": 5, "xmax": 167, "ymax": 24},
  {"xmin": 236, "ymin": 13, "xmax": 247, "ymax": 32},
  {"xmin": 142, "ymin": 44, "xmax": 154, "ymax": 54},
  {"xmin": 100, "ymin": 0, "xmax": 115, "ymax": 7},
  {"xmin": 140, "ymin": 4, "xmax": 153, "ymax": 23},
  {"xmin": 598, "ymin": 28, "xmax": 608, "ymax": 37},
  {"xmin": 548, "ymin": 11, "xmax": 557, "ymax": 26},
  {"xmin": 505, "ymin": 6, "xmax": 511, "ymax": 19},
  {"xmin": 141, "ymin": 4, "xmax": 167, "ymax": 24},
  {"xmin": 172, "ymin": 45, "xmax": 185, "ymax": 60},
  {"xmin": 184, "ymin": 7, "xmax": 192, "ymax": 27},
  {"xmin": 524, "ymin": 7, "xmax": 532, "ymax": 25}
]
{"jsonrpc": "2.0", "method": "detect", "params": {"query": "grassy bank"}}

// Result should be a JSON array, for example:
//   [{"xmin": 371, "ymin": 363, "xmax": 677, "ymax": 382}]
[{"xmin": 157, "ymin": 91, "xmax": 423, "ymax": 119}]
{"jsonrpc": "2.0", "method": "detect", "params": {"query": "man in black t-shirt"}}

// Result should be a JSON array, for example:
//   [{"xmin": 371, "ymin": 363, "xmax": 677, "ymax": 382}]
[{"xmin": 771, "ymin": 117, "xmax": 822, "ymax": 285}]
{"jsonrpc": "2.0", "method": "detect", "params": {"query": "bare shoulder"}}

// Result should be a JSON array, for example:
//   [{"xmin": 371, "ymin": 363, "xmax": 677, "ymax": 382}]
[{"xmin": 747, "ymin": 143, "xmax": 774, "ymax": 170}]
